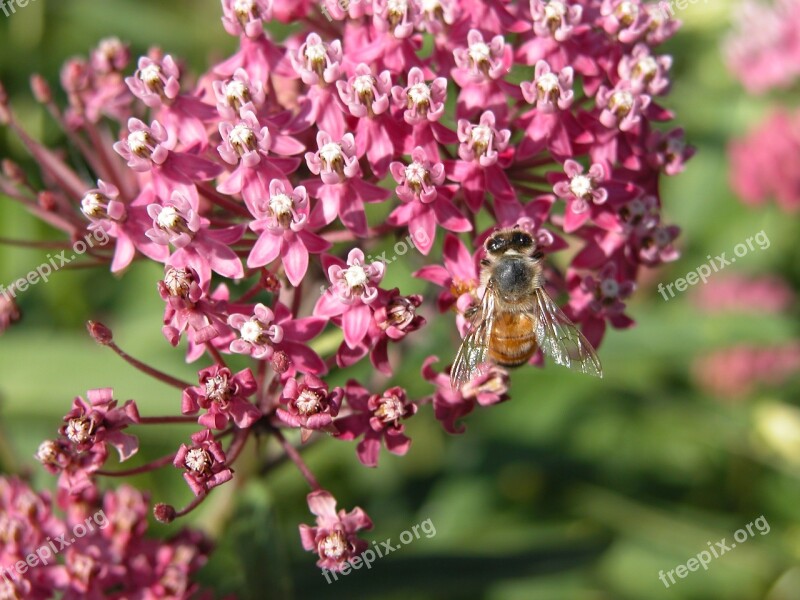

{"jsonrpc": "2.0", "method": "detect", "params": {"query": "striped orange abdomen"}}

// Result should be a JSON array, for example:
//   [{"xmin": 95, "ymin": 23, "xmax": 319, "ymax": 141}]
[{"xmin": 488, "ymin": 312, "xmax": 538, "ymax": 367}]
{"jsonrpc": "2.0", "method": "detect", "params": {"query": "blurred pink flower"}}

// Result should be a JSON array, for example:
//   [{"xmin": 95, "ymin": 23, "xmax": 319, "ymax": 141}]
[
  {"xmin": 725, "ymin": 0, "xmax": 800, "ymax": 94},
  {"xmin": 693, "ymin": 343, "xmax": 800, "ymax": 400},
  {"xmin": 729, "ymin": 108, "xmax": 800, "ymax": 213},
  {"xmin": 691, "ymin": 274, "xmax": 796, "ymax": 314}
]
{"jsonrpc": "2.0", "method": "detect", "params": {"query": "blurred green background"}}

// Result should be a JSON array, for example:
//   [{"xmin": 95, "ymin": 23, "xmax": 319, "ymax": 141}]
[{"xmin": 1, "ymin": 1, "xmax": 799, "ymax": 599}]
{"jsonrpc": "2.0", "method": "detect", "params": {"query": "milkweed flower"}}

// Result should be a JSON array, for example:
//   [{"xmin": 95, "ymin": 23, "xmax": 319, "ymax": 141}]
[
  {"xmin": 0, "ymin": 0, "xmax": 692, "ymax": 580},
  {"xmin": 299, "ymin": 489, "xmax": 373, "ymax": 571}
]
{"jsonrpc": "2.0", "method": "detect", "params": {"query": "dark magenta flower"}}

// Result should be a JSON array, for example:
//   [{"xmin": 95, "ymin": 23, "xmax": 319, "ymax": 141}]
[
  {"xmin": 173, "ymin": 430, "xmax": 233, "ymax": 496},
  {"xmin": 335, "ymin": 382, "xmax": 418, "ymax": 467},
  {"xmin": 299, "ymin": 490, "xmax": 372, "ymax": 572},
  {"xmin": 182, "ymin": 366, "xmax": 261, "ymax": 430},
  {"xmin": 59, "ymin": 388, "xmax": 140, "ymax": 461},
  {"xmin": 567, "ymin": 262, "xmax": 635, "ymax": 347},
  {"xmin": 276, "ymin": 374, "xmax": 343, "ymax": 442},
  {"xmin": 158, "ymin": 266, "xmax": 235, "ymax": 362},
  {"xmin": 422, "ymin": 356, "xmax": 509, "ymax": 434}
]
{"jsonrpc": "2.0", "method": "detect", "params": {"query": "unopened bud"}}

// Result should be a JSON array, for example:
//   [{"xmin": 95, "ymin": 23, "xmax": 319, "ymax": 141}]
[
  {"xmin": 261, "ymin": 271, "xmax": 281, "ymax": 293},
  {"xmin": 271, "ymin": 350, "xmax": 291, "ymax": 374},
  {"xmin": 38, "ymin": 191, "xmax": 57, "ymax": 211},
  {"xmin": 86, "ymin": 320, "xmax": 113, "ymax": 345},
  {"xmin": 30, "ymin": 75, "xmax": 52, "ymax": 104},
  {"xmin": 153, "ymin": 503, "xmax": 176, "ymax": 524}
]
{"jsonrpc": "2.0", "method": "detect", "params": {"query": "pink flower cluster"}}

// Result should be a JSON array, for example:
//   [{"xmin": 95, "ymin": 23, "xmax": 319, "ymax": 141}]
[
  {"xmin": 691, "ymin": 274, "xmax": 796, "ymax": 314},
  {"xmin": 0, "ymin": 477, "xmax": 209, "ymax": 598},
  {"xmin": 726, "ymin": 0, "xmax": 800, "ymax": 212},
  {"xmin": 693, "ymin": 342, "xmax": 800, "ymax": 400},
  {"xmin": 725, "ymin": 0, "xmax": 800, "ymax": 94},
  {"xmin": 691, "ymin": 273, "xmax": 798, "ymax": 401},
  {"xmin": 0, "ymin": 0, "xmax": 690, "ymax": 577},
  {"xmin": 729, "ymin": 109, "xmax": 800, "ymax": 213}
]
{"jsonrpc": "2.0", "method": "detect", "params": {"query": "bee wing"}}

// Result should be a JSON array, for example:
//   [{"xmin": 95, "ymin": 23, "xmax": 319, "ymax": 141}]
[
  {"xmin": 532, "ymin": 288, "xmax": 603, "ymax": 378},
  {"xmin": 450, "ymin": 285, "xmax": 497, "ymax": 390}
]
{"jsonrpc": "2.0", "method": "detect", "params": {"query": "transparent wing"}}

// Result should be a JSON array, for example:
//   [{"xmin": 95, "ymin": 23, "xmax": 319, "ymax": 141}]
[
  {"xmin": 450, "ymin": 286, "xmax": 496, "ymax": 390},
  {"xmin": 532, "ymin": 288, "xmax": 603, "ymax": 378}
]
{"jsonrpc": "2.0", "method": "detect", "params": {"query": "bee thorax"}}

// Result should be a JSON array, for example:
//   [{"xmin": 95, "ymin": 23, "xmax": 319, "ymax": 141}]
[{"xmin": 492, "ymin": 258, "xmax": 532, "ymax": 298}]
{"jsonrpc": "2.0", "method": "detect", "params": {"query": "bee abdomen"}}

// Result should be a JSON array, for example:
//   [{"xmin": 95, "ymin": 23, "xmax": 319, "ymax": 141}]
[{"xmin": 489, "ymin": 313, "xmax": 538, "ymax": 367}]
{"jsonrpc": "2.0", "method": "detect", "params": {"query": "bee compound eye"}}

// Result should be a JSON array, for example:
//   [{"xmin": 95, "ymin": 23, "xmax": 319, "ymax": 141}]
[
  {"xmin": 511, "ymin": 231, "xmax": 533, "ymax": 247},
  {"xmin": 486, "ymin": 236, "xmax": 505, "ymax": 253}
]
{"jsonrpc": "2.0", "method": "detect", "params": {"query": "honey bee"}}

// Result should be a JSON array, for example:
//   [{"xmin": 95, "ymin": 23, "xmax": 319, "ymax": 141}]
[{"xmin": 450, "ymin": 227, "xmax": 602, "ymax": 389}]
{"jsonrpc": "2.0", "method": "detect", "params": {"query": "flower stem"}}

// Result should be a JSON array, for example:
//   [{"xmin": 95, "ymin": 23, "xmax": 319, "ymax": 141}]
[
  {"xmin": 274, "ymin": 428, "xmax": 320, "ymax": 491},
  {"xmin": 198, "ymin": 182, "xmax": 252, "ymax": 218},
  {"xmin": 172, "ymin": 492, "xmax": 210, "ymax": 519},
  {"xmin": 96, "ymin": 451, "xmax": 177, "ymax": 477},
  {"xmin": 226, "ymin": 429, "xmax": 250, "ymax": 464},
  {"xmin": 138, "ymin": 415, "xmax": 199, "ymax": 424},
  {"xmin": 108, "ymin": 341, "xmax": 192, "ymax": 390},
  {"xmin": 205, "ymin": 342, "xmax": 228, "ymax": 368}
]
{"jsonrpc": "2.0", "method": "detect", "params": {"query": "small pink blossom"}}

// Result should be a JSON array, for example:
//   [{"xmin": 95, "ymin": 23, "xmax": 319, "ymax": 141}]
[
  {"xmin": 59, "ymin": 388, "xmax": 141, "ymax": 462},
  {"xmin": 335, "ymin": 382, "xmax": 418, "ymax": 467},
  {"xmin": 456, "ymin": 110, "xmax": 510, "ymax": 166},
  {"xmin": 221, "ymin": 0, "xmax": 273, "ymax": 37},
  {"xmin": 125, "ymin": 55, "xmax": 181, "ymax": 108},
  {"xmin": 290, "ymin": 33, "xmax": 343, "ymax": 86},
  {"xmin": 299, "ymin": 490, "xmax": 372, "ymax": 572},
  {"xmin": 146, "ymin": 190, "xmax": 245, "ymax": 282},
  {"xmin": 391, "ymin": 66, "xmax": 447, "ymax": 125},
  {"xmin": 247, "ymin": 179, "xmax": 330, "ymax": 285},
  {"xmin": 595, "ymin": 81, "xmax": 651, "ymax": 131},
  {"xmin": 81, "ymin": 180, "xmax": 169, "ymax": 272},
  {"xmin": 617, "ymin": 44, "xmax": 672, "ymax": 96},
  {"xmin": 276, "ymin": 374, "xmax": 343, "ymax": 440},
  {"xmin": 228, "ymin": 303, "xmax": 284, "ymax": 360},
  {"xmin": 453, "ymin": 29, "xmax": 510, "ymax": 82},
  {"xmin": 530, "ymin": 0, "xmax": 584, "ymax": 41},
  {"xmin": 182, "ymin": 366, "xmax": 262, "ymax": 430},
  {"xmin": 213, "ymin": 67, "xmax": 266, "ymax": 120},
  {"xmin": 174, "ymin": 429, "xmax": 233, "ymax": 496},
  {"xmin": 520, "ymin": 60, "xmax": 574, "ymax": 113}
]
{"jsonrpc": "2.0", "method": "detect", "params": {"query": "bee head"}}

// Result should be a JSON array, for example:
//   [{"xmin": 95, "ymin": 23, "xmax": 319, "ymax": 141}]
[{"xmin": 485, "ymin": 228, "xmax": 535, "ymax": 255}]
